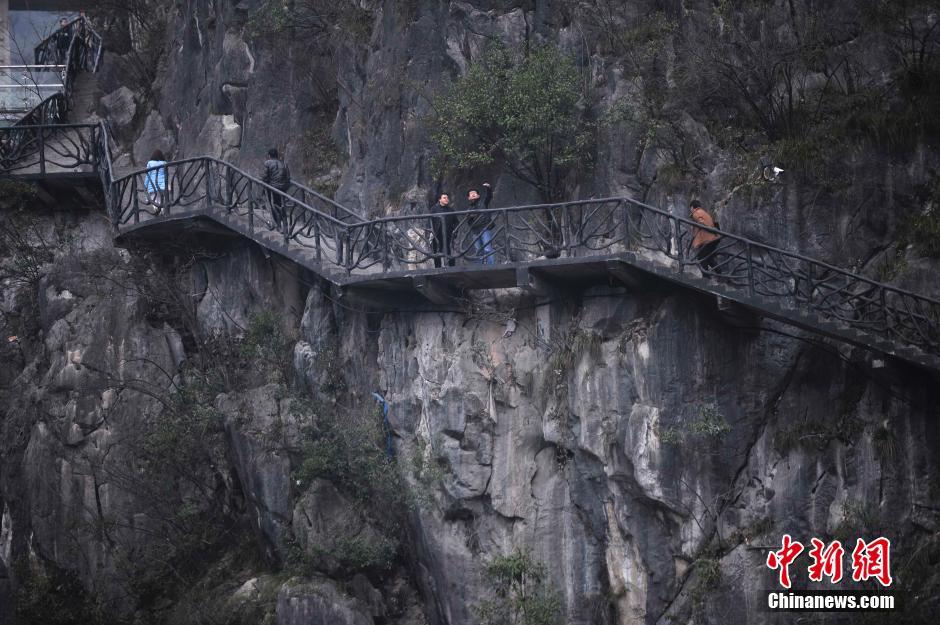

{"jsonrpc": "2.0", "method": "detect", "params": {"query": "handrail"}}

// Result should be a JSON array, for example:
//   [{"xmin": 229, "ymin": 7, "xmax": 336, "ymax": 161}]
[
  {"xmin": 0, "ymin": 65, "xmax": 68, "ymax": 70},
  {"xmin": 34, "ymin": 17, "xmax": 104, "ymax": 73},
  {"xmin": 0, "ymin": 85, "xmax": 65, "ymax": 89}
]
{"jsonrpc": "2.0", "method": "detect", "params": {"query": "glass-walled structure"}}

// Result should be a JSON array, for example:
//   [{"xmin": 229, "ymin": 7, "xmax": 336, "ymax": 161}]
[{"xmin": 1, "ymin": 6, "xmax": 75, "ymax": 124}]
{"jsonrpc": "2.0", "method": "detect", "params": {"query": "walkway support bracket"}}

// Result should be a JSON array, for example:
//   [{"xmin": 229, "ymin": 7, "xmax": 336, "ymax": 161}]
[
  {"xmin": 413, "ymin": 276, "xmax": 463, "ymax": 308},
  {"xmin": 516, "ymin": 266, "xmax": 560, "ymax": 299},
  {"xmin": 606, "ymin": 257, "xmax": 647, "ymax": 291}
]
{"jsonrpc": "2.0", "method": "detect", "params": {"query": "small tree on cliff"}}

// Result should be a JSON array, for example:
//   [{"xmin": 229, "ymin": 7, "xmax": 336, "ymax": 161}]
[
  {"xmin": 429, "ymin": 42, "xmax": 595, "ymax": 202},
  {"xmin": 475, "ymin": 549, "xmax": 562, "ymax": 625}
]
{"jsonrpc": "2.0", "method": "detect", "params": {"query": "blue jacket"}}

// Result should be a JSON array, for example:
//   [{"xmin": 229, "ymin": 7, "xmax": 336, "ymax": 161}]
[{"xmin": 145, "ymin": 160, "xmax": 167, "ymax": 193}]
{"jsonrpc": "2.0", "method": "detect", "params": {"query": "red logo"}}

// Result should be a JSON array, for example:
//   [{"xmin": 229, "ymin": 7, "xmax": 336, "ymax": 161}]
[
  {"xmin": 851, "ymin": 538, "xmax": 892, "ymax": 587},
  {"xmin": 807, "ymin": 538, "xmax": 844, "ymax": 583},
  {"xmin": 766, "ymin": 534, "xmax": 804, "ymax": 589},
  {"xmin": 766, "ymin": 535, "xmax": 892, "ymax": 588}
]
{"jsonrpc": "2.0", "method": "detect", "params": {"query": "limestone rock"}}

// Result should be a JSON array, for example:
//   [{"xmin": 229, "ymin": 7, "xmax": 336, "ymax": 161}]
[
  {"xmin": 276, "ymin": 578, "xmax": 373, "ymax": 625},
  {"xmin": 100, "ymin": 86, "xmax": 137, "ymax": 130}
]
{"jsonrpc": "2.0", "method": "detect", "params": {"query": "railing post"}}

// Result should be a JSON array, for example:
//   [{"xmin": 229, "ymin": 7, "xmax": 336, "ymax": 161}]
[
  {"xmin": 314, "ymin": 221, "xmax": 321, "ymax": 262},
  {"xmin": 621, "ymin": 201, "xmax": 631, "ymax": 250},
  {"xmin": 674, "ymin": 217, "xmax": 684, "ymax": 273},
  {"xmin": 561, "ymin": 204, "xmax": 571, "ymax": 257},
  {"xmin": 746, "ymin": 243, "xmax": 755, "ymax": 296},
  {"xmin": 110, "ymin": 185, "xmax": 118, "ymax": 226},
  {"xmin": 205, "ymin": 160, "xmax": 213, "ymax": 212},
  {"xmin": 133, "ymin": 177, "xmax": 140, "ymax": 224},
  {"xmin": 38, "ymin": 129, "xmax": 45, "ymax": 175},
  {"xmin": 224, "ymin": 167, "xmax": 233, "ymax": 209},
  {"xmin": 880, "ymin": 287, "xmax": 888, "ymax": 332},
  {"xmin": 382, "ymin": 224, "xmax": 391, "ymax": 270},
  {"xmin": 248, "ymin": 184, "xmax": 255, "ymax": 235},
  {"xmin": 440, "ymin": 215, "xmax": 450, "ymax": 266},
  {"xmin": 806, "ymin": 263, "xmax": 814, "ymax": 305},
  {"xmin": 501, "ymin": 210, "xmax": 510, "ymax": 263},
  {"xmin": 283, "ymin": 200, "xmax": 290, "ymax": 243}
]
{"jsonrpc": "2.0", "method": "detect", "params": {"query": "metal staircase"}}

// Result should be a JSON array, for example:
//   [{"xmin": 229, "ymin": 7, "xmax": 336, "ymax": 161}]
[{"xmin": 2, "ymin": 17, "xmax": 939, "ymax": 371}]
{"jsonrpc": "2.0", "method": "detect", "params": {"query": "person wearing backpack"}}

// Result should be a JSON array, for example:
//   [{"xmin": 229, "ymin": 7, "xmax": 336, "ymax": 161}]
[{"xmin": 690, "ymin": 199, "xmax": 721, "ymax": 273}]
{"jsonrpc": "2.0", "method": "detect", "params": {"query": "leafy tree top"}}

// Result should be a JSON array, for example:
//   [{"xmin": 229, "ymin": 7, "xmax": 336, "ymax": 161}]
[{"xmin": 429, "ymin": 42, "xmax": 594, "ymax": 202}]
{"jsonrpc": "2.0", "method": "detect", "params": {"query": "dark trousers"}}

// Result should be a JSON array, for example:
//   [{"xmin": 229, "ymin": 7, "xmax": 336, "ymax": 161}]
[
  {"xmin": 268, "ymin": 191, "xmax": 285, "ymax": 232},
  {"xmin": 432, "ymin": 218, "xmax": 455, "ymax": 267},
  {"xmin": 696, "ymin": 239, "xmax": 721, "ymax": 273}
]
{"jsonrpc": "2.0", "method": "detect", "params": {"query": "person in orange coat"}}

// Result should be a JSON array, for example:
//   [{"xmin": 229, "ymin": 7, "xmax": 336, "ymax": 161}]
[{"xmin": 690, "ymin": 199, "xmax": 721, "ymax": 273}]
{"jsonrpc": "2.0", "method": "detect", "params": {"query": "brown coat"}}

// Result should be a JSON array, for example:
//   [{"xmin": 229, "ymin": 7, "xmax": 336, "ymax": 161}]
[{"xmin": 691, "ymin": 207, "xmax": 720, "ymax": 249}]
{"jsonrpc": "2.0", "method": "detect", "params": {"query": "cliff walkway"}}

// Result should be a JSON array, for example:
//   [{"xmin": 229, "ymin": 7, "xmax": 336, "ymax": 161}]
[{"xmin": 2, "ymin": 18, "xmax": 940, "ymax": 371}]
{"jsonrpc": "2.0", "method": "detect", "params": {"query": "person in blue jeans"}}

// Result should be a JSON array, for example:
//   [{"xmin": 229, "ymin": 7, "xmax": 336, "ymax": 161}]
[
  {"xmin": 145, "ymin": 149, "xmax": 168, "ymax": 214},
  {"xmin": 466, "ymin": 182, "xmax": 494, "ymax": 264}
]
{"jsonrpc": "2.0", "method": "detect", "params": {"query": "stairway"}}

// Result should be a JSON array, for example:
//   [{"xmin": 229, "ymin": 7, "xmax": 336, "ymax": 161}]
[
  {"xmin": 68, "ymin": 72, "xmax": 101, "ymax": 122},
  {"xmin": 616, "ymin": 254, "xmax": 940, "ymax": 371}
]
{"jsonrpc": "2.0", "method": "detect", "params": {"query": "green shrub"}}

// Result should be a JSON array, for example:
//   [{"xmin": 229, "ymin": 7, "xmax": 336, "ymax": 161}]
[
  {"xmin": 246, "ymin": 0, "xmax": 292, "ymax": 38},
  {"xmin": 900, "ymin": 208, "xmax": 940, "ymax": 257},
  {"xmin": 660, "ymin": 404, "xmax": 731, "ymax": 448},
  {"xmin": 233, "ymin": 311, "xmax": 294, "ymax": 384},
  {"xmin": 0, "ymin": 180, "xmax": 37, "ymax": 210},
  {"xmin": 287, "ymin": 534, "xmax": 398, "ymax": 577},
  {"xmin": 690, "ymin": 557, "xmax": 723, "ymax": 605},
  {"xmin": 289, "ymin": 398, "xmax": 407, "ymax": 575},
  {"xmin": 475, "ymin": 549, "xmax": 562, "ymax": 625},
  {"xmin": 689, "ymin": 404, "xmax": 732, "ymax": 438},
  {"xmin": 428, "ymin": 42, "xmax": 595, "ymax": 202},
  {"xmin": 142, "ymin": 375, "xmax": 225, "ymax": 471},
  {"xmin": 12, "ymin": 561, "xmax": 109, "ymax": 625},
  {"xmin": 247, "ymin": 0, "xmax": 373, "ymax": 41},
  {"xmin": 293, "ymin": 401, "xmax": 400, "ymax": 505}
]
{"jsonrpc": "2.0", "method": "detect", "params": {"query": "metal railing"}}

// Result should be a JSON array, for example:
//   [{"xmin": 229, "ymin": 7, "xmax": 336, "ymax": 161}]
[
  {"xmin": 0, "ymin": 122, "xmax": 101, "ymax": 175},
  {"xmin": 3, "ymin": 122, "xmax": 940, "ymax": 355},
  {"xmin": 34, "ymin": 17, "xmax": 104, "ymax": 75},
  {"xmin": 108, "ymin": 157, "xmax": 354, "ymax": 264},
  {"xmin": 0, "ymin": 17, "xmax": 938, "ymax": 359}
]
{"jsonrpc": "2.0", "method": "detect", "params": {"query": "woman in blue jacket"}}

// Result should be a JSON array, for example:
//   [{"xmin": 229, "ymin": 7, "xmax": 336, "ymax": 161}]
[{"xmin": 145, "ymin": 149, "xmax": 168, "ymax": 213}]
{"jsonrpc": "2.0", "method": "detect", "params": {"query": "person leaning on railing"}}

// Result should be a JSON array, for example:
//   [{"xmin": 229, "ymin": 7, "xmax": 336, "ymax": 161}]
[
  {"xmin": 690, "ymin": 199, "xmax": 722, "ymax": 274},
  {"xmin": 428, "ymin": 192, "xmax": 456, "ymax": 268}
]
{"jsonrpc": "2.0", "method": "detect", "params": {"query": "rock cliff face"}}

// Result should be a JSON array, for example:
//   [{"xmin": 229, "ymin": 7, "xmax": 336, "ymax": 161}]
[{"xmin": 2, "ymin": 1, "xmax": 940, "ymax": 624}]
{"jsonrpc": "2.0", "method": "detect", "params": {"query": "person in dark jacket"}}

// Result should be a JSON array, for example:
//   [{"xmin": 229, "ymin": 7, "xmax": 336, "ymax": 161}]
[
  {"xmin": 428, "ymin": 192, "xmax": 455, "ymax": 268},
  {"xmin": 54, "ymin": 18, "xmax": 72, "ymax": 64},
  {"xmin": 261, "ymin": 148, "xmax": 291, "ymax": 232},
  {"xmin": 690, "ymin": 199, "xmax": 722, "ymax": 273},
  {"xmin": 466, "ymin": 183, "xmax": 495, "ymax": 264}
]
